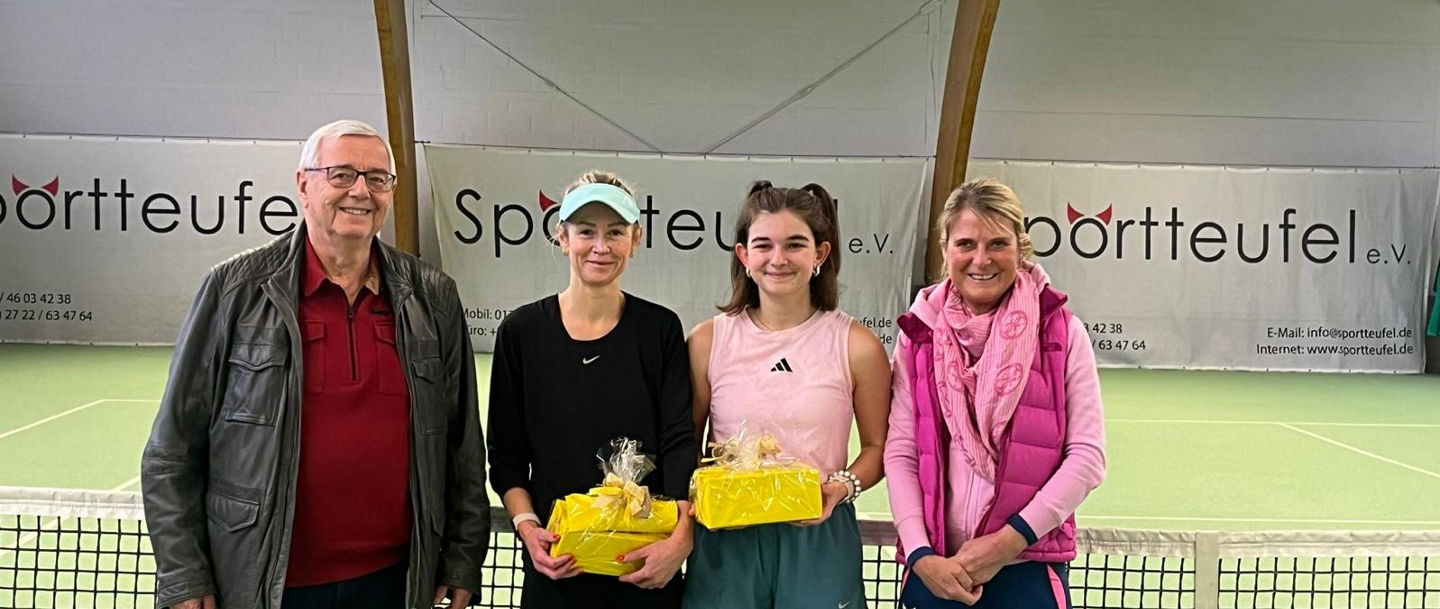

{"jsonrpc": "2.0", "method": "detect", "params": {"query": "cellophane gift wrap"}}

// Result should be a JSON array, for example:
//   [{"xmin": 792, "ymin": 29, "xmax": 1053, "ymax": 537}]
[
  {"xmin": 546, "ymin": 438, "xmax": 677, "ymax": 576},
  {"xmin": 690, "ymin": 427, "xmax": 822, "ymax": 529}
]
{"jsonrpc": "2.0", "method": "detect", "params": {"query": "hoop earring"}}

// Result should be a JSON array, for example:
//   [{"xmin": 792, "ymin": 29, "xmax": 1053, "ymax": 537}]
[
  {"xmin": 745, "ymin": 268, "xmax": 752, "ymax": 278},
  {"xmin": 812, "ymin": 264, "xmax": 822, "ymax": 277}
]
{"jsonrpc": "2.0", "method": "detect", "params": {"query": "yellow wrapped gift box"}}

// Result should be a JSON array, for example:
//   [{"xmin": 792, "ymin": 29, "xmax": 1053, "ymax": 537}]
[
  {"xmin": 546, "ymin": 493, "xmax": 671, "ymax": 577},
  {"xmin": 691, "ymin": 462, "xmax": 823, "ymax": 529},
  {"xmin": 690, "ymin": 427, "xmax": 824, "ymax": 529},
  {"xmin": 554, "ymin": 486, "xmax": 679, "ymax": 534},
  {"xmin": 544, "ymin": 438, "xmax": 678, "ymax": 577}
]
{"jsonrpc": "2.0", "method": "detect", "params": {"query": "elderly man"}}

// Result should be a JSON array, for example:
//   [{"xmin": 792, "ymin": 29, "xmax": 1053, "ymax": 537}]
[{"xmin": 142, "ymin": 120, "xmax": 489, "ymax": 609}]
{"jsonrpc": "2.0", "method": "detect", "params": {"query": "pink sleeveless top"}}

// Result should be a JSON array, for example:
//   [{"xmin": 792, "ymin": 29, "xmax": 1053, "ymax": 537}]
[{"xmin": 707, "ymin": 308, "xmax": 855, "ymax": 475}]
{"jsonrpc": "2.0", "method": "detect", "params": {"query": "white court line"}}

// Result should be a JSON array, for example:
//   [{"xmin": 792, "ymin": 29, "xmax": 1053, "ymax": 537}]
[
  {"xmin": 0, "ymin": 400, "xmax": 152, "ymax": 560},
  {"xmin": 0, "ymin": 398, "xmax": 158, "ymax": 440},
  {"xmin": 110, "ymin": 475, "xmax": 142, "ymax": 492},
  {"xmin": 1276, "ymin": 423, "xmax": 1440, "ymax": 481},
  {"xmin": 1082, "ymin": 515, "xmax": 1440, "ymax": 526},
  {"xmin": 1109, "ymin": 418, "xmax": 1440, "ymax": 428}
]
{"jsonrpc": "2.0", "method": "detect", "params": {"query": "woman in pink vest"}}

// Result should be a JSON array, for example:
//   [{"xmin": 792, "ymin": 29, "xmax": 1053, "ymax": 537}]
[
  {"xmin": 885, "ymin": 178, "xmax": 1106, "ymax": 608},
  {"xmin": 685, "ymin": 181, "xmax": 892, "ymax": 609}
]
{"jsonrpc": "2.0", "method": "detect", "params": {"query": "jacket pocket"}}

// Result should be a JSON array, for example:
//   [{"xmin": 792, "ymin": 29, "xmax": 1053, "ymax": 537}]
[
  {"xmin": 221, "ymin": 325, "xmax": 288, "ymax": 425},
  {"xmin": 410, "ymin": 339, "xmax": 443, "ymax": 385},
  {"xmin": 205, "ymin": 482, "xmax": 264, "ymax": 607},
  {"xmin": 408, "ymin": 338, "xmax": 446, "ymax": 435},
  {"xmin": 205, "ymin": 483, "xmax": 261, "ymax": 533}
]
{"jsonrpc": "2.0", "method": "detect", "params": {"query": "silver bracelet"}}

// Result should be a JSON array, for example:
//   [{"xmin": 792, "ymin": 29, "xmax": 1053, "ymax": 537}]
[{"xmin": 826, "ymin": 470, "xmax": 862, "ymax": 504}]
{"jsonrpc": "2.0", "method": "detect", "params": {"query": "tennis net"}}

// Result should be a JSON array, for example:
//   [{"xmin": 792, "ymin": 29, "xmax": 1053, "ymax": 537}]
[{"xmin": 3, "ymin": 486, "xmax": 1438, "ymax": 608}]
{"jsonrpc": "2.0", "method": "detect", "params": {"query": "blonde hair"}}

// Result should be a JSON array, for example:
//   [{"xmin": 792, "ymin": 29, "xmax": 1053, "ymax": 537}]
[
  {"xmin": 938, "ymin": 177, "xmax": 1034, "ymax": 260},
  {"xmin": 564, "ymin": 170, "xmax": 635, "ymax": 198}
]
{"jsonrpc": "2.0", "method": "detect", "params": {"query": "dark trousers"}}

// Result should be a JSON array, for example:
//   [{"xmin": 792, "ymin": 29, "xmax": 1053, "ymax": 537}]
[
  {"xmin": 281, "ymin": 561, "xmax": 408, "ymax": 609},
  {"xmin": 899, "ymin": 561, "xmax": 1072, "ymax": 609},
  {"xmin": 519, "ymin": 564, "xmax": 684, "ymax": 609}
]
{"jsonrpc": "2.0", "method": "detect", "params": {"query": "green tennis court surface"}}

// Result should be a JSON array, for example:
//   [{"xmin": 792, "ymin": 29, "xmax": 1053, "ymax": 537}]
[
  {"xmin": 3, "ymin": 343, "xmax": 1437, "ymax": 531},
  {"xmin": 3, "ymin": 343, "xmax": 1440, "ymax": 609}
]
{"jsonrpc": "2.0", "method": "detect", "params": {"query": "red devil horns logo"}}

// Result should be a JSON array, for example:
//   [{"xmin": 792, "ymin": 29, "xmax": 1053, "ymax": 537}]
[
  {"xmin": 538, "ymin": 190, "xmax": 558, "ymax": 211},
  {"xmin": 1065, "ymin": 203, "xmax": 1112, "ymax": 225},
  {"xmin": 12, "ymin": 176, "xmax": 59, "ymax": 197}
]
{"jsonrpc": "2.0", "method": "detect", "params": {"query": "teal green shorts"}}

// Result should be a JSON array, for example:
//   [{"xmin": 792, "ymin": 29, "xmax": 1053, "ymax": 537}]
[{"xmin": 684, "ymin": 503, "xmax": 866, "ymax": 609}]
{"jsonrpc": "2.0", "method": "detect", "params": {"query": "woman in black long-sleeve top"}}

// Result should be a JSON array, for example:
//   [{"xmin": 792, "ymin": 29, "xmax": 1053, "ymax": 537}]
[{"xmin": 487, "ymin": 171, "xmax": 696, "ymax": 609}]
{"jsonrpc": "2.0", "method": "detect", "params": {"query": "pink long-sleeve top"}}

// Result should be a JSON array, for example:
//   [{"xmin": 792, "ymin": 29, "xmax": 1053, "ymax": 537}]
[{"xmin": 883, "ymin": 282, "xmax": 1107, "ymax": 557}]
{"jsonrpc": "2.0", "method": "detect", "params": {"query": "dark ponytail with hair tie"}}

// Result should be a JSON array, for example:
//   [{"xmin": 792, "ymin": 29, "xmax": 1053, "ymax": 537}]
[
  {"xmin": 800, "ymin": 183, "xmax": 838, "ymax": 232},
  {"xmin": 800, "ymin": 182, "xmax": 841, "ymax": 285}
]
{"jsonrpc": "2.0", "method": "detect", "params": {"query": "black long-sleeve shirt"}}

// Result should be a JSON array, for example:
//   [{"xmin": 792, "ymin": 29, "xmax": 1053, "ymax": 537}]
[{"xmin": 486, "ymin": 293, "xmax": 697, "ymax": 523}]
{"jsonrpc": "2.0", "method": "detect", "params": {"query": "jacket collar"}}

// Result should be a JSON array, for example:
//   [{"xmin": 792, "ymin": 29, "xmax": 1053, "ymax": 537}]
[
  {"xmin": 374, "ymin": 238, "xmax": 414, "ymax": 306},
  {"xmin": 265, "ymin": 223, "xmax": 415, "ymax": 309}
]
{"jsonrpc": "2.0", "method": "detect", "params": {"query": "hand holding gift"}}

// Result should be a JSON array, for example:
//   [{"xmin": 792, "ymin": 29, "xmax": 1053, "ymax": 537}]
[{"xmin": 517, "ymin": 520, "xmax": 581, "ymax": 580}]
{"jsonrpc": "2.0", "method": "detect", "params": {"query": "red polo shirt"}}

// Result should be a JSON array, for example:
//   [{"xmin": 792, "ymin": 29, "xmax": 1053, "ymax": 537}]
[{"xmin": 285, "ymin": 240, "xmax": 412, "ymax": 587}]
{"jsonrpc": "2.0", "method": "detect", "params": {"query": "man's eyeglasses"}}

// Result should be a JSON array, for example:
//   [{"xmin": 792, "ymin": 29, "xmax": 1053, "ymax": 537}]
[{"xmin": 305, "ymin": 166, "xmax": 398, "ymax": 193}]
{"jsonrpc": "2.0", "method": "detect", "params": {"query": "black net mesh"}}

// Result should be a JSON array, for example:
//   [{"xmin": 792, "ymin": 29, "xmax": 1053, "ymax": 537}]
[{"xmin": 3, "ymin": 503, "xmax": 1438, "ymax": 608}]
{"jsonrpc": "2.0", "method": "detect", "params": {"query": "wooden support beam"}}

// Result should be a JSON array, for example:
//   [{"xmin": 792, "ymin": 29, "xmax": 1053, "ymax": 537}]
[
  {"xmin": 373, "ymin": 0, "xmax": 420, "ymax": 255},
  {"xmin": 925, "ymin": 0, "xmax": 1002, "ymax": 283}
]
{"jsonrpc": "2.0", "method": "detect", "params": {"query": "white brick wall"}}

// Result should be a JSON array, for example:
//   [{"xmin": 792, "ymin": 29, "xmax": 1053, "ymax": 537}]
[
  {"xmin": 973, "ymin": 0, "xmax": 1440, "ymax": 168},
  {"xmin": 411, "ymin": 0, "xmax": 943, "ymax": 155},
  {"xmin": 0, "ymin": 0, "xmax": 387, "ymax": 139}
]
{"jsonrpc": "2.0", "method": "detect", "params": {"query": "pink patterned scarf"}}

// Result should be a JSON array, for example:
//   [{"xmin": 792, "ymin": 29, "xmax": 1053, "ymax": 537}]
[{"xmin": 930, "ymin": 266, "xmax": 1041, "ymax": 482}]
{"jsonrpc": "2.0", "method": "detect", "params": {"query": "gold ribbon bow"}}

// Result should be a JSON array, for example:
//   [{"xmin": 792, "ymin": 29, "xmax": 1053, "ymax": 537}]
[
  {"xmin": 592, "ymin": 472, "xmax": 653, "ymax": 519},
  {"xmin": 704, "ymin": 430, "xmax": 786, "ymax": 470}
]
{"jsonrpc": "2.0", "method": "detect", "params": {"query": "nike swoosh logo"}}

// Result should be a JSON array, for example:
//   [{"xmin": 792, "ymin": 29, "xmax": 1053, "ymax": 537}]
[{"xmin": 582, "ymin": 356, "xmax": 600, "ymax": 365}]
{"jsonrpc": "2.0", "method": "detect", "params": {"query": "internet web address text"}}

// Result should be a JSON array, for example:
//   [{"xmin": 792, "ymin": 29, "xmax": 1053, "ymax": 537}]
[{"xmin": 1257, "ymin": 325, "xmax": 1415, "ymax": 357}]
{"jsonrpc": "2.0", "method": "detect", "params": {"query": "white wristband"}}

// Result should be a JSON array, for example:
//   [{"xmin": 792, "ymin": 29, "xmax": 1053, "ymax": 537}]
[{"xmin": 512, "ymin": 512, "xmax": 541, "ymax": 530}]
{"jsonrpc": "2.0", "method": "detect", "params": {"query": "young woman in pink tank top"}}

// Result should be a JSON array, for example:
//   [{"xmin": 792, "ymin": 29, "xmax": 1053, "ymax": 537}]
[{"xmin": 683, "ymin": 181, "xmax": 892, "ymax": 609}]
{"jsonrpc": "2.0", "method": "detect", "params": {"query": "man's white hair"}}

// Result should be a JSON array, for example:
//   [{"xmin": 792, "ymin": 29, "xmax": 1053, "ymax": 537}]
[{"xmin": 298, "ymin": 119, "xmax": 395, "ymax": 172}]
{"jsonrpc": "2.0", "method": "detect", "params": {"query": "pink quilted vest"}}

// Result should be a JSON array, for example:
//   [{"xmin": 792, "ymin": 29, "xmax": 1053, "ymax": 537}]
[{"xmin": 895, "ymin": 285, "xmax": 1077, "ymax": 563}]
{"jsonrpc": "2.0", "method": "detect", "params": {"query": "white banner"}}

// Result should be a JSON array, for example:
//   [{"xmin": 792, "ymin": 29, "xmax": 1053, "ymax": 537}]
[
  {"xmin": 970, "ymin": 161, "xmax": 1440, "ymax": 372},
  {"xmin": 0, "ymin": 135, "xmax": 304, "ymax": 344},
  {"xmin": 8, "ymin": 135, "xmax": 1432, "ymax": 374},
  {"xmin": 427, "ymin": 146, "xmax": 926, "ymax": 352}
]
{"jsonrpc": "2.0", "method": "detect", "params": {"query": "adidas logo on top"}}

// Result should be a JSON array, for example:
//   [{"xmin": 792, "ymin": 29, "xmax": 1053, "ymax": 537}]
[{"xmin": 770, "ymin": 357, "xmax": 793, "ymax": 372}]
